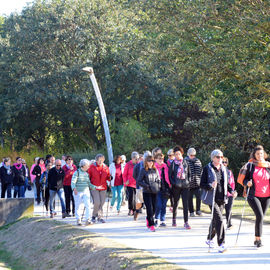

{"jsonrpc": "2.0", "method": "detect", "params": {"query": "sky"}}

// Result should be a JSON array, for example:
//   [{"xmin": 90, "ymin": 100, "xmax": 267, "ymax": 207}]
[{"xmin": 0, "ymin": 0, "xmax": 32, "ymax": 16}]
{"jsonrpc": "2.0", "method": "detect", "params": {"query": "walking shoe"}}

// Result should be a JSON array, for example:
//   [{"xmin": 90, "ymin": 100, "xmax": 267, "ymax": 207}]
[
  {"xmin": 146, "ymin": 218, "xmax": 150, "ymax": 228},
  {"xmin": 128, "ymin": 210, "xmax": 134, "ymax": 216},
  {"xmin": 154, "ymin": 219, "xmax": 160, "ymax": 228},
  {"xmin": 85, "ymin": 219, "xmax": 93, "ymax": 226},
  {"xmin": 184, "ymin": 222, "xmax": 191, "ymax": 230},
  {"xmin": 227, "ymin": 224, "xmax": 233, "ymax": 230},
  {"xmin": 77, "ymin": 219, "xmax": 82, "ymax": 226},
  {"xmin": 169, "ymin": 207, "xmax": 173, "ymax": 213},
  {"xmin": 110, "ymin": 206, "xmax": 113, "ymax": 211},
  {"xmin": 66, "ymin": 213, "xmax": 71, "ymax": 217},
  {"xmin": 50, "ymin": 213, "xmax": 54, "ymax": 218},
  {"xmin": 98, "ymin": 218, "xmax": 106, "ymax": 223},
  {"xmin": 218, "ymin": 244, "xmax": 227, "ymax": 253},
  {"xmin": 117, "ymin": 210, "xmax": 120, "ymax": 215},
  {"xmin": 149, "ymin": 225, "xmax": 155, "ymax": 232},
  {"xmin": 254, "ymin": 240, "xmax": 263, "ymax": 248},
  {"xmin": 134, "ymin": 211, "xmax": 139, "ymax": 221},
  {"xmin": 62, "ymin": 213, "xmax": 67, "ymax": 219},
  {"xmin": 205, "ymin": 240, "xmax": 214, "ymax": 248},
  {"xmin": 138, "ymin": 209, "xmax": 142, "ymax": 214},
  {"xmin": 196, "ymin": 211, "xmax": 203, "ymax": 216},
  {"xmin": 190, "ymin": 212, "xmax": 195, "ymax": 217},
  {"xmin": 53, "ymin": 212, "xmax": 57, "ymax": 216},
  {"xmin": 160, "ymin": 222, "xmax": 167, "ymax": 227},
  {"xmin": 91, "ymin": 217, "xmax": 96, "ymax": 224},
  {"xmin": 172, "ymin": 219, "xmax": 177, "ymax": 227}
]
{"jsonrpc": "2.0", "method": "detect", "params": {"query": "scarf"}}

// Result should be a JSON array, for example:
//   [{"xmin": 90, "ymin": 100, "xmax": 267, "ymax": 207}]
[
  {"xmin": 237, "ymin": 159, "xmax": 270, "ymax": 186},
  {"xmin": 174, "ymin": 159, "xmax": 185, "ymax": 179},
  {"xmin": 4, "ymin": 164, "xmax": 11, "ymax": 175},
  {"xmin": 13, "ymin": 163, "xmax": 22, "ymax": 170},
  {"xmin": 155, "ymin": 162, "xmax": 171, "ymax": 187}
]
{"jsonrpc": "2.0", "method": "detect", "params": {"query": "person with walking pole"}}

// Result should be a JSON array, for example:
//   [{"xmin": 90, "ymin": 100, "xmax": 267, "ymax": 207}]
[
  {"xmin": 237, "ymin": 145, "xmax": 270, "ymax": 248},
  {"xmin": 200, "ymin": 149, "xmax": 237, "ymax": 253}
]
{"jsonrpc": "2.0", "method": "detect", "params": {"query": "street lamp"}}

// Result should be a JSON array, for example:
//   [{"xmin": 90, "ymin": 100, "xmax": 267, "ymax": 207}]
[{"xmin": 82, "ymin": 67, "xmax": 113, "ymax": 165}]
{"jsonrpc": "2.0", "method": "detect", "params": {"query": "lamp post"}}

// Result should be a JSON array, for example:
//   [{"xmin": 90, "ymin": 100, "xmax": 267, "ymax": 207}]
[{"xmin": 82, "ymin": 67, "xmax": 113, "ymax": 165}]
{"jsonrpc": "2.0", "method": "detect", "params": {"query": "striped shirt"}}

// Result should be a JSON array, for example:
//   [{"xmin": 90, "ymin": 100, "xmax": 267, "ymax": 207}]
[
  {"xmin": 185, "ymin": 157, "xmax": 202, "ymax": 189},
  {"xmin": 71, "ymin": 168, "xmax": 96, "ymax": 192}
]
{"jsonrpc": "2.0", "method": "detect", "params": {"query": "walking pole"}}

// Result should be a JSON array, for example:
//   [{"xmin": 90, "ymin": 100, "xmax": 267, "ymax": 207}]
[
  {"xmin": 208, "ymin": 185, "xmax": 217, "ymax": 253},
  {"xmin": 235, "ymin": 186, "xmax": 250, "ymax": 246}
]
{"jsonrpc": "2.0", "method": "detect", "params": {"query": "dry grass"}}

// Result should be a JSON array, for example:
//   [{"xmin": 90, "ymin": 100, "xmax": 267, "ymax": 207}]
[{"xmin": 0, "ymin": 218, "xmax": 182, "ymax": 270}]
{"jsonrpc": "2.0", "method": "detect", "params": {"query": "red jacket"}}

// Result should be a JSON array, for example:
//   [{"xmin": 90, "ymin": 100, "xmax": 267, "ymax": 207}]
[
  {"xmin": 88, "ymin": 163, "xmax": 110, "ymax": 191},
  {"xmin": 63, "ymin": 164, "xmax": 77, "ymax": 186},
  {"xmin": 123, "ymin": 160, "xmax": 137, "ymax": 188}
]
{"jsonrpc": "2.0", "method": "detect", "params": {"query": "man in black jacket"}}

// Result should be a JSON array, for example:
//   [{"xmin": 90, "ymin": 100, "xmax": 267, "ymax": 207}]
[{"xmin": 48, "ymin": 159, "xmax": 66, "ymax": 218}]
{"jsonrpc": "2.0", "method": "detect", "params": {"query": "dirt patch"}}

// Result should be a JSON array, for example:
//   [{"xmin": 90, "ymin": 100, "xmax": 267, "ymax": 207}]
[{"xmin": 0, "ymin": 218, "xmax": 182, "ymax": 270}]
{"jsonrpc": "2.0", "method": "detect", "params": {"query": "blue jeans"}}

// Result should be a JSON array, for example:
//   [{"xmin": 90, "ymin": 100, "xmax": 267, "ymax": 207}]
[
  {"xmin": 49, "ymin": 189, "xmax": 66, "ymax": 214},
  {"xmin": 14, "ymin": 185, "xmax": 25, "ymax": 198},
  {"xmin": 24, "ymin": 177, "xmax": 29, "ymax": 196},
  {"xmin": 155, "ymin": 191, "xmax": 168, "ymax": 222},
  {"xmin": 111, "ymin": 185, "xmax": 123, "ymax": 211}
]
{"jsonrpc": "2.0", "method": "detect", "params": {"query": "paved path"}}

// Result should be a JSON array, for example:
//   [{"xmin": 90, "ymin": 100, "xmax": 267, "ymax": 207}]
[{"xmin": 31, "ymin": 191, "xmax": 270, "ymax": 270}]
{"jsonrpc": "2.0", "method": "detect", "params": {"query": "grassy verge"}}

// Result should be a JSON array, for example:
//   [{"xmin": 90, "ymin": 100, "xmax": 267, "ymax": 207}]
[{"xmin": 0, "ymin": 217, "xmax": 182, "ymax": 270}]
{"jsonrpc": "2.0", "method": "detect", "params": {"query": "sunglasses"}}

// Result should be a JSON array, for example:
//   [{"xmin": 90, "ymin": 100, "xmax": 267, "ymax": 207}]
[
  {"xmin": 216, "ymin": 156, "xmax": 223, "ymax": 159},
  {"xmin": 56, "ymin": 165, "xmax": 61, "ymax": 167},
  {"xmin": 22, "ymin": 163, "xmax": 26, "ymax": 164},
  {"xmin": 67, "ymin": 158, "xmax": 73, "ymax": 161},
  {"xmin": 147, "ymin": 160, "xmax": 154, "ymax": 162},
  {"xmin": 222, "ymin": 161, "xmax": 228, "ymax": 164}
]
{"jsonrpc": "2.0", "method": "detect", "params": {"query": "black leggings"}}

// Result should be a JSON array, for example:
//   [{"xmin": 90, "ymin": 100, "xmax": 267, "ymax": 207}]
[
  {"xmin": 171, "ymin": 186, "xmax": 189, "ymax": 222},
  {"xmin": 248, "ymin": 196, "xmax": 270, "ymax": 237},
  {"xmin": 127, "ymin": 186, "xmax": 136, "ymax": 211}
]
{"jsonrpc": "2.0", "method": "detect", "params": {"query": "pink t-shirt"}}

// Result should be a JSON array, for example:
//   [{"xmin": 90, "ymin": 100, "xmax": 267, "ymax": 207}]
[{"xmin": 254, "ymin": 166, "xmax": 270, "ymax": 197}]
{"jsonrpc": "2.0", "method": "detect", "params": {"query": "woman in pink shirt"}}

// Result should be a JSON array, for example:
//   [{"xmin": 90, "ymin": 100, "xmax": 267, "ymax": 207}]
[{"xmin": 240, "ymin": 145, "xmax": 270, "ymax": 248}]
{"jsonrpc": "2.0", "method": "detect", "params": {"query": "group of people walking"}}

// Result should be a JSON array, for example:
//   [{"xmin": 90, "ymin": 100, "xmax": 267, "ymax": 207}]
[{"xmin": 0, "ymin": 145, "xmax": 269, "ymax": 253}]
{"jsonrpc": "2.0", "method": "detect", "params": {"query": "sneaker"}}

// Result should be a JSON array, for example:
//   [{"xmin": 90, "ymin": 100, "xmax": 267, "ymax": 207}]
[
  {"xmin": 85, "ymin": 219, "xmax": 93, "ymax": 226},
  {"xmin": 62, "ymin": 213, "xmax": 67, "ymax": 219},
  {"xmin": 196, "ymin": 211, "xmax": 203, "ymax": 216},
  {"xmin": 149, "ymin": 225, "xmax": 155, "ymax": 232},
  {"xmin": 128, "ymin": 210, "xmax": 134, "ymax": 216},
  {"xmin": 227, "ymin": 224, "xmax": 233, "ymax": 230},
  {"xmin": 77, "ymin": 219, "xmax": 82, "ymax": 226},
  {"xmin": 110, "ymin": 206, "xmax": 113, "ymax": 211},
  {"xmin": 53, "ymin": 212, "xmax": 57, "ymax": 216},
  {"xmin": 169, "ymin": 207, "xmax": 173, "ymax": 213},
  {"xmin": 146, "ymin": 218, "xmax": 150, "ymax": 228},
  {"xmin": 218, "ymin": 244, "xmax": 227, "ymax": 253},
  {"xmin": 91, "ymin": 217, "xmax": 96, "ymax": 224},
  {"xmin": 98, "ymin": 218, "xmax": 106, "ymax": 223},
  {"xmin": 172, "ymin": 219, "xmax": 177, "ymax": 227},
  {"xmin": 254, "ymin": 240, "xmax": 263, "ymax": 248},
  {"xmin": 154, "ymin": 219, "xmax": 160, "ymax": 228},
  {"xmin": 160, "ymin": 222, "xmax": 167, "ymax": 227},
  {"xmin": 205, "ymin": 240, "xmax": 214, "ymax": 248},
  {"xmin": 50, "ymin": 213, "xmax": 54, "ymax": 218},
  {"xmin": 190, "ymin": 212, "xmax": 195, "ymax": 217},
  {"xmin": 66, "ymin": 213, "xmax": 71, "ymax": 217},
  {"xmin": 184, "ymin": 222, "xmax": 191, "ymax": 230},
  {"xmin": 117, "ymin": 210, "xmax": 120, "ymax": 215}
]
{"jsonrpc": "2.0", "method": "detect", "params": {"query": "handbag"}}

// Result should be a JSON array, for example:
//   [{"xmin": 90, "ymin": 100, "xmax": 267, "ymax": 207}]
[
  {"xmin": 201, "ymin": 189, "xmax": 214, "ymax": 205},
  {"xmin": 174, "ymin": 178, "xmax": 189, "ymax": 189}
]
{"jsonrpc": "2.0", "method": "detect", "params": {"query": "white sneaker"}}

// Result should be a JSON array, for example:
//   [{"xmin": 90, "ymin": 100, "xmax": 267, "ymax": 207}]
[
  {"xmin": 205, "ymin": 240, "xmax": 214, "ymax": 248},
  {"xmin": 218, "ymin": 244, "xmax": 227, "ymax": 253},
  {"xmin": 77, "ymin": 219, "xmax": 82, "ymax": 226}
]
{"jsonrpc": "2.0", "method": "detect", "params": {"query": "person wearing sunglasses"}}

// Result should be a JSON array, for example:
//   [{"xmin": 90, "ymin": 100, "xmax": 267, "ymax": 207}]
[
  {"xmin": 12, "ymin": 157, "xmax": 26, "ymax": 198},
  {"xmin": 48, "ymin": 159, "xmax": 67, "ymax": 218},
  {"xmin": 222, "ymin": 157, "xmax": 235, "ymax": 229},
  {"xmin": 200, "ymin": 149, "xmax": 236, "ymax": 253},
  {"xmin": 0, "ymin": 157, "xmax": 14, "ymax": 198},
  {"xmin": 137, "ymin": 155, "xmax": 161, "ymax": 232},
  {"xmin": 63, "ymin": 156, "xmax": 77, "ymax": 217}
]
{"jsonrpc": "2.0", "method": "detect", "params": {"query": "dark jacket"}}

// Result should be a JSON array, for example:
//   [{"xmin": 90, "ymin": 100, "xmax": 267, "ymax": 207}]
[
  {"xmin": 12, "ymin": 165, "xmax": 26, "ymax": 186},
  {"xmin": 184, "ymin": 157, "xmax": 202, "ymax": 189},
  {"xmin": 137, "ymin": 167, "xmax": 161, "ymax": 193},
  {"xmin": 48, "ymin": 167, "xmax": 65, "ymax": 191},
  {"xmin": 0, "ymin": 166, "xmax": 14, "ymax": 184},
  {"xmin": 200, "ymin": 163, "xmax": 233, "ymax": 204},
  {"xmin": 133, "ymin": 161, "xmax": 143, "ymax": 189},
  {"xmin": 243, "ymin": 163, "xmax": 270, "ymax": 199},
  {"xmin": 169, "ymin": 159, "xmax": 190, "ymax": 189},
  {"xmin": 32, "ymin": 165, "xmax": 42, "ymax": 181}
]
